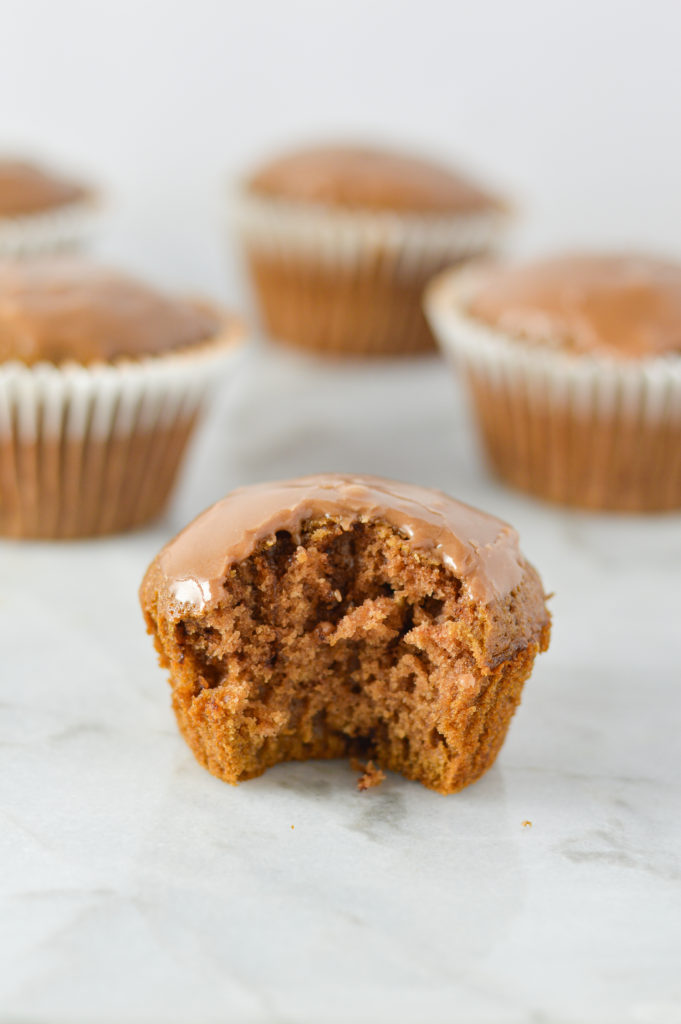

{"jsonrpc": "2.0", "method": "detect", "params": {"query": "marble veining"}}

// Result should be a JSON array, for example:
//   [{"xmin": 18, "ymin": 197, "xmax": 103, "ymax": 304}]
[{"xmin": 1, "ymin": 347, "xmax": 680, "ymax": 1024}]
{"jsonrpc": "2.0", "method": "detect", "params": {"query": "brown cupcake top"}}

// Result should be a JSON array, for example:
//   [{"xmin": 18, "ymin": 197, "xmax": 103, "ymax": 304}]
[
  {"xmin": 0, "ymin": 259, "xmax": 223, "ymax": 366},
  {"xmin": 144, "ymin": 473, "xmax": 539, "ymax": 613},
  {"xmin": 0, "ymin": 159, "xmax": 90, "ymax": 217},
  {"xmin": 467, "ymin": 253, "xmax": 681, "ymax": 359},
  {"xmin": 245, "ymin": 144, "xmax": 501, "ymax": 214}
]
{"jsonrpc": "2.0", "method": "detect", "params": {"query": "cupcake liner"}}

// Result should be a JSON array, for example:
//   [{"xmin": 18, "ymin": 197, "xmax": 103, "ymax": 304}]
[
  {"xmin": 232, "ymin": 189, "xmax": 506, "ymax": 266},
  {"xmin": 0, "ymin": 197, "xmax": 100, "ymax": 258},
  {"xmin": 0, "ymin": 326, "xmax": 243, "ymax": 538},
  {"xmin": 425, "ymin": 266, "xmax": 681, "ymax": 511},
  {"xmin": 231, "ymin": 188, "xmax": 508, "ymax": 357}
]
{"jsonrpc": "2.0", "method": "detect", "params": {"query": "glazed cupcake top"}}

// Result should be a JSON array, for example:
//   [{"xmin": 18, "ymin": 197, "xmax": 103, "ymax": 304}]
[
  {"xmin": 0, "ymin": 259, "xmax": 223, "ymax": 366},
  {"xmin": 467, "ymin": 253, "xmax": 681, "ymax": 360},
  {"xmin": 0, "ymin": 159, "xmax": 90, "ymax": 217},
  {"xmin": 246, "ymin": 143, "xmax": 501, "ymax": 214},
  {"xmin": 146, "ymin": 473, "xmax": 532, "ymax": 611}
]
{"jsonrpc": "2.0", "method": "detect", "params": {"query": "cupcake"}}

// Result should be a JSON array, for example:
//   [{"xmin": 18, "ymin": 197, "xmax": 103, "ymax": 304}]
[
  {"xmin": 0, "ymin": 158, "xmax": 98, "ymax": 258},
  {"xmin": 0, "ymin": 259, "xmax": 243, "ymax": 538},
  {"xmin": 232, "ymin": 143, "xmax": 507, "ymax": 358},
  {"xmin": 140, "ymin": 474, "xmax": 550, "ymax": 794},
  {"xmin": 425, "ymin": 253, "xmax": 681, "ymax": 512}
]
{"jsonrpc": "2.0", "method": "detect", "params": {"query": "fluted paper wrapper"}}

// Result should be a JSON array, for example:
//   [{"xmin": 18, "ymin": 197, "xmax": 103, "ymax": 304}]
[
  {"xmin": 232, "ymin": 189, "xmax": 508, "ymax": 357},
  {"xmin": 0, "ymin": 198, "xmax": 99, "ymax": 258},
  {"xmin": 425, "ymin": 267, "xmax": 681, "ymax": 511},
  {"xmin": 0, "ymin": 331, "xmax": 242, "ymax": 538}
]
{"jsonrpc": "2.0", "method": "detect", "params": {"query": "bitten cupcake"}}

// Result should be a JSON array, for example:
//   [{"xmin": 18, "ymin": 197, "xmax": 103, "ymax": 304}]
[
  {"xmin": 140, "ymin": 474, "xmax": 550, "ymax": 794},
  {"xmin": 0, "ymin": 259, "xmax": 243, "ymax": 538},
  {"xmin": 0, "ymin": 158, "xmax": 98, "ymax": 258},
  {"xmin": 232, "ymin": 143, "xmax": 507, "ymax": 358},
  {"xmin": 425, "ymin": 253, "xmax": 681, "ymax": 512}
]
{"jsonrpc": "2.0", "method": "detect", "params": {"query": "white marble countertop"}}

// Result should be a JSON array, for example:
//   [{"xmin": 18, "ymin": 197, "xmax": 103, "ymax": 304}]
[{"xmin": 1, "ymin": 343, "xmax": 680, "ymax": 1024}]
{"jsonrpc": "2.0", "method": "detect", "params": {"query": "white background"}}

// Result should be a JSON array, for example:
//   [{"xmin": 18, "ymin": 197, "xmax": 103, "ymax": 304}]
[
  {"xmin": 2, "ymin": 4, "xmax": 681, "ymax": 1023},
  {"xmin": 3, "ymin": 0, "xmax": 681, "ymax": 300}
]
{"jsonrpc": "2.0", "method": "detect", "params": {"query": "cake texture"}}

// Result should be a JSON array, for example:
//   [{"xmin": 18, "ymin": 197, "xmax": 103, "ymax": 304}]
[
  {"xmin": 233, "ymin": 143, "xmax": 507, "ymax": 358},
  {"xmin": 0, "ymin": 259, "xmax": 243, "ymax": 538},
  {"xmin": 425, "ymin": 253, "xmax": 681, "ymax": 511},
  {"xmin": 140, "ymin": 474, "xmax": 550, "ymax": 794},
  {"xmin": 0, "ymin": 158, "xmax": 98, "ymax": 257}
]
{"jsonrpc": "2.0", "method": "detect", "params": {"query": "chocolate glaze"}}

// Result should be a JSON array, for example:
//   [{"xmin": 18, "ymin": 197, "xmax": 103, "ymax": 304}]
[
  {"xmin": 155, "ymin": 474, "xmax": 526, "ymax": 610},
  {"xmin": 468, "ymin": 253, "xmax": 681, "ymax": 359},
  {"xmin": 0, "ymin": 259, "xmax": 224, "ymax": 366},
  {"xmin": 0, "ymin": 159, "xmax": 89, "ymax": 216},
  {"xmin": 246, "ymin": 144, "xmax": 501, "ymax": 214}
]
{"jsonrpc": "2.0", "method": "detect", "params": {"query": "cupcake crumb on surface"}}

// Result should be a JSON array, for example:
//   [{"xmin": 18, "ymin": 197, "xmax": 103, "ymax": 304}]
[{"xmin": 351, "ymin": 759, "xmax": 386, "ymax": 791}]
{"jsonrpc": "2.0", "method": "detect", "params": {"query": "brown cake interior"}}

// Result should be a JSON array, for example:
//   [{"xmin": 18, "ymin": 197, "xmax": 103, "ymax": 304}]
[{"xmin": 144, "ymin": 516, "xmax": 549, "ymax": 794}]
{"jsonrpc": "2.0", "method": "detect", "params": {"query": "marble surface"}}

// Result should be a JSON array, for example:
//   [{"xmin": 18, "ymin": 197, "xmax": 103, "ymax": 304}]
[{"xmin": 1, "ymin": 343, "xmax": 680, "ymax": 1024}]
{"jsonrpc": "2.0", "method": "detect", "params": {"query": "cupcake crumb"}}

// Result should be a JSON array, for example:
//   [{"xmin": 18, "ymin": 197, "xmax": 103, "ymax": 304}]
[
  {"xmin": 352, "ymin": 758, "xmax": 386, "ymax": 791},
  {"xmin": 139, "ymin": 475, "xmax": 550, "ymax": 794}
]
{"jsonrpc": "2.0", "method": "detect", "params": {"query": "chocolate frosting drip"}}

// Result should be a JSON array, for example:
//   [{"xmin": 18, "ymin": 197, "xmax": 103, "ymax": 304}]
[
  {"xmin": 467, "ymin": 253, "xmax": 681, "ymax": 359},
  {"xmin": 0, "ymin": 259, "xmax": 223, "ymax": 365},
  {"xmin": 247, "ymin": 144, "xmax": 501, "ymax": 214},
  {"xmin": 0, "ymin": 159, "xmax": 89, "ymax": 216},
  {"xmin": 156, "ymin": 474, "xmax": 526, "ymax": 610}
]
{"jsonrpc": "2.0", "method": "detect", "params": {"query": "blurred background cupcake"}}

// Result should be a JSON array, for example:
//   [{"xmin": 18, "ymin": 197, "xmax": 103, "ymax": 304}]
[
  {"xmin": 0, "ymin": 258, "xmax": 244, "ymax": 538},
  {"xmin": 0, "ymin": 156, "xmax": 100, "ymax": 258},
  {"xmin": 232, "ymin": 142, "xmax": 508, "ymax": 358},
  {"xmin": 425, "ymin": 252, "xmax": 681, "ymax": 512}
]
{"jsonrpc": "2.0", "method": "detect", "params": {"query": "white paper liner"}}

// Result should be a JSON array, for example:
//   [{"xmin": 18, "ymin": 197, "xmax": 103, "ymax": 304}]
[
  {"xmin": 0, "ymin": 325, "xmax": 244, "ymax": 536},
  {"xmin": 0, "ymin": 198, "xmax": 100, "ymax": 258},
  {"xmin": 231, "ymin": 188, "xmax": 508, "ymax": 277},
  {"xmin": 0, "ymin": 328, "xmax": 243, "ymax": 443},
  {"xmin": 424, "ymin": 265, "xmax": 681, "ymax": 423}
]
